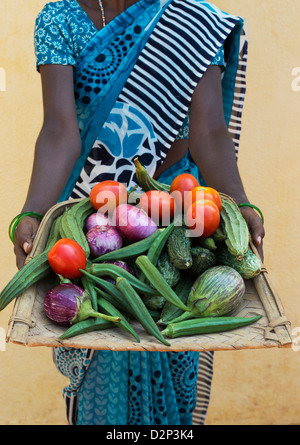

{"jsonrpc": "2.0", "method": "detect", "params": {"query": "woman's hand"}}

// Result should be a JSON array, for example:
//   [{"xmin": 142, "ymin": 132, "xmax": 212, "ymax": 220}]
[
  {"xmin": 239, "ymin": 207, "xmax": 265, "ymax": 261},
  {"xmin": 188, "ymin": 66, "xmax": 266, "ymax": 262},
  {"xmin": 13, "ymin": 216, "xmax": 41, "ymax": 269},
  {"xmin": 12, "ymin": 65, "xmax": 81, "ymax": 269}
]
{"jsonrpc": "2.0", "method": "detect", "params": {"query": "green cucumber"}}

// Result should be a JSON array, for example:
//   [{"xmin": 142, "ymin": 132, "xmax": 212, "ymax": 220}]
[
  {"xmin": 167, "ymin": 225, "xmax": 192, "ymax": 270},
  {"xmin": 220, "ymin": 197, "xmax": 250, "ymax": 259},
  {"xmin": 217, "ymin": 245, "xmax": 262, "ymax": 279},
  {"xmin": 189, "ymin": 246, "xmax": 217, "ymax": 278},
  {"xmin": 157, "ymin": 250, "xmax": 181, "ymax": 287}
]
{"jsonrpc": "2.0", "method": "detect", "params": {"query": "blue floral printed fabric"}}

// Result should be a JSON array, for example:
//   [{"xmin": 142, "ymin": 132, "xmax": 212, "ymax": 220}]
[
  {"xmin": 34, "ymin": 0, "xmax": 225, "ymax": 71},
  {"xmin": 34, "ymin": 0, "xmax": 225, "ymax": 140},
  {"xmin": 76, "ymin": 351, "xmax": 199, "ymax": 425},
  {"xmin": 34, "ymin": 0, "xmax": 99, "ymax": 70}
]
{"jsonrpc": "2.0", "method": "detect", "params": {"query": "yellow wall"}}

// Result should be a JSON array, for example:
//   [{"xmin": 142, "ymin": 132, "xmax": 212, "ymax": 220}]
[{"xmin": 0, "ymin": 0, "xmax": 299, "ymax": 425}]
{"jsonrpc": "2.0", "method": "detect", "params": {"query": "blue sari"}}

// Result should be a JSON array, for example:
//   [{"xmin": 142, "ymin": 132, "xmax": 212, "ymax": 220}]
[{"xmin": 45, "ymin": 0, "xmax": 247, "ymax": 425}]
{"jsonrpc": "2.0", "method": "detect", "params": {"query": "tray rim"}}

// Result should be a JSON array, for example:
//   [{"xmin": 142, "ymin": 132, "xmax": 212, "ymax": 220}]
[{"xmin": 6, "ymin": 196, "xmax": 293, "ymax": 351}]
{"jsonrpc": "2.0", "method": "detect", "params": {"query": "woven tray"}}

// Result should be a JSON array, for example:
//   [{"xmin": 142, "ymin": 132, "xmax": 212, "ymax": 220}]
[{"xmin": 6, "ymin": 197, "xmax": 293, "ymax": 352}]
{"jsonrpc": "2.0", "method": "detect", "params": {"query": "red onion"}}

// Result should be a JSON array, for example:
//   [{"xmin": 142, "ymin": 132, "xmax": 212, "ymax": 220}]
[
  {"xmin": 112, "ymin": 204, "xmax": 158, "ymax": 243},
  {"xmin": 86, "ymin": 225, "xmax": 123, "ymax": 258},
  {"xmin": 85, "ymin": 212, "xmax": 111, "ymax": 232},
  {"xmin": 44, "ymin": 282, "xmax": 121, "ymax": 327}
]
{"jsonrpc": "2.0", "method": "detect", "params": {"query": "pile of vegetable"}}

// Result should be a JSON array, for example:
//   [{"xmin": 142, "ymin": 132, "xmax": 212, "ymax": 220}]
[{"xmin": 0, "ymin": 158, "xmax": 263, "ymax": 346}]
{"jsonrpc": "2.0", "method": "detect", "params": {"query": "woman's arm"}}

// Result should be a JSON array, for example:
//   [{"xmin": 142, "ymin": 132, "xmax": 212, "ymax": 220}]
[
  {"xmin": 14, "ymin": 65, "xmax": 81, "ymax": 269},
  {"xmin": 189, "ymin": 65, "xmax": 265, "ymax": 259}
]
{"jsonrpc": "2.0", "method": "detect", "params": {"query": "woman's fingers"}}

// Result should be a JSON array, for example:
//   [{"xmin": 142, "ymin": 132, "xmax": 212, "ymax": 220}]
[
  {"xmin": 253, "ymin": 236, "xmax": 264, "ymax": 263},
  {"xmin": 13, "ymin": 217, "xmax": 41, "ymax": 269},
  {"xmin": 239, "ymin": 207, "xmax": 265, "ymax": 262}
]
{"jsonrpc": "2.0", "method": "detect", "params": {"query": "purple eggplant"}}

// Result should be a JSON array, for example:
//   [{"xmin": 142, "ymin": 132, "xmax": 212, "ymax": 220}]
[{"xmin": 44, "ymin": 282, "xmax": 121, "ymax": 326}]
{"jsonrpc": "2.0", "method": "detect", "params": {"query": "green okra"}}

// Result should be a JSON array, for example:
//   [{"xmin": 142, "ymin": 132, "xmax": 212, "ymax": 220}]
[
  {"xmin": 92, "ymin": 229, "xmax": 163, "ymax": 262},
  {"xmin": 59, "ymin": 317, "xmax": 115, "ymax": 340},
  {"xmin": 97, "ymin": 295, "xmax": 140, "ymax": 343},
  {"xmin": 87, "ymin": 263, "xmax": 157, "ymax": 296},
  {"xmin": 135, "ymin": 255, "xmax": 190, "ymax": 312},
  {"xmin": 80, "ymin": 269, "xmax": 135, "ymax": 316},
  {"xmin": 161, "ymin": 315, "xmax": 263, "ymax": 338},
  {"xmin": 116, "ymin": 277, "xmax": 170, "ymax": 347}
]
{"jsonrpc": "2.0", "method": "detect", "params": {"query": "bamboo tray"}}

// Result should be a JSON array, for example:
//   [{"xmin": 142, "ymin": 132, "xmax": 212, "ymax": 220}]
[{"xmin": 6, "ymin": 198, "xmax": 293, "ymax": 352}]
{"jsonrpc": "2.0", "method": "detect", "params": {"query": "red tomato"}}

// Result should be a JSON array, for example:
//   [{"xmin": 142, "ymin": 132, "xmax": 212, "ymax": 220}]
[
  {"xmin": 169, "ymin": 174, "xmax": 200, "ymax": 210},
  {"xmin": 90, "ymin": 180, "xmax": 128, "ymax": 214},
  {"xmin": 48, "ymin": 239, "xmax": 87, "ymax": 279},
  {"xmin": 185, "ymin": 186, "xmax": 222, "ymax": 212},
  {"xmin": 185, "ymin": 199, "xmax": 220, "ymax": 238},
  {"xmin": 139, "ymin": 190, "xmax": 175, "ymax": 226}
]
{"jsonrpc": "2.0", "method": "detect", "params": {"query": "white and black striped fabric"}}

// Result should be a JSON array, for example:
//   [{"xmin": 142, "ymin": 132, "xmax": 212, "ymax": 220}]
[
  {"xmin": 192, "ymin": 350, "xmax": 215, "ymax": 425},
  {"xmin": 118, "ymin": 0, "xmax": 243, "ymax": 166},
  {"xmin": 70, "ymin": 0, "xmax": 246, "ymax": 197},
  {"xmin": 227, "ymin": 20, "xmax": 248, "ymax": 158}
]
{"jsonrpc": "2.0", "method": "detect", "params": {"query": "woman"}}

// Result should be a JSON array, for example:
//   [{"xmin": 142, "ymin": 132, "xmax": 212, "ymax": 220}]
[{"xmin": 13, "ymin": 0, "xmax": 264, "ymax": 425}]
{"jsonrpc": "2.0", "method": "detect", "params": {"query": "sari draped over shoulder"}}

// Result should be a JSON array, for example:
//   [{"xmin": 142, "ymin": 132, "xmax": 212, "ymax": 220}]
[
  {"xmin": 47, "ymin": 0, "xmax": 248, "ymax": 425},
  {"xmin": 58, "ymin": 0, "xmax": 246, "ymax": 202}
]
